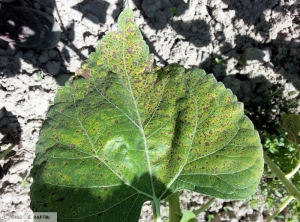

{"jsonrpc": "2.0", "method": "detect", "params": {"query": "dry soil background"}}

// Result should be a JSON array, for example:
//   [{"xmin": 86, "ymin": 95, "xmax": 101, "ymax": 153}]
[{"xmin": 0, "ymin": 0, "xmax": 300, "ymax": 221}]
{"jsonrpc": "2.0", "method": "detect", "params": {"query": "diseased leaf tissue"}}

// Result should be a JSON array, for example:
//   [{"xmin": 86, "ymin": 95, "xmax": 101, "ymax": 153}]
[{"xmin": 30, "ymin": 8, "xmax": 263, "ymax": 222}]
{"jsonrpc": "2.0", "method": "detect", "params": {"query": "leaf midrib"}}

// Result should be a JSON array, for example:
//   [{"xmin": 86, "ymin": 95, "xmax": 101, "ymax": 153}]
[{"xmin": 121, "ymin": 30, "xmax": 157, "ymax": 201}]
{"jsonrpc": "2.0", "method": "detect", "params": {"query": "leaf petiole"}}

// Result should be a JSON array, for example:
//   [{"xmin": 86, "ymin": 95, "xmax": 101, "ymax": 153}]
[
  {"xmin": 263, "ymin": 152, "xmax": 300, "ymax": 204},
  {"xmin": 266, "ymin": 194, "xmax": 295, "ymax": 222},
  {"xmin": 168, "ymin": 192, "xmax": 182, "ymax": 222},
  {"xmin": 152, "ymin": 199, "xmax": 162, "ymax": 222}
]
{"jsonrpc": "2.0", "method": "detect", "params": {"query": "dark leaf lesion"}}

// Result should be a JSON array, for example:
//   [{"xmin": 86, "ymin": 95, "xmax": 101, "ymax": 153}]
[{"xmin": 69, "ymin": 68, "xmax": 92, "ymax": 85}]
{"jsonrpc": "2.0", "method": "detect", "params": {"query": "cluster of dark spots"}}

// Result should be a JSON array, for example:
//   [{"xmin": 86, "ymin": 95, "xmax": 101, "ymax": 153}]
[
  {"xmin": 57, "ymin": 197, "xmax": 64, "ymax": 202},
  {"xmin": 205, "ymin": 142, "xmax": 210, "ymax": 146},
  {"xmin": 127, "ymin": 26, "xmax": 133, "ymax": 33}
]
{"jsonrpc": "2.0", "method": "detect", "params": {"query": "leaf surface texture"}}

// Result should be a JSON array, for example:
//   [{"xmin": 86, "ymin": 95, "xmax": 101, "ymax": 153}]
[{"xmin": 30, "ymin": 8, "xmax": 263, "ymax": 222}]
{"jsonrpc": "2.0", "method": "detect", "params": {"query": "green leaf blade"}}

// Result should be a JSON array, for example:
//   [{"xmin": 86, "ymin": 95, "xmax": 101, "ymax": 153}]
[
  {"xmin": 89, "ymin": 8, "xmax": 153, "ymax": 99},
  {"xmin": 30, "ymin": 8, "xmax": 263, "ymax": 221}
]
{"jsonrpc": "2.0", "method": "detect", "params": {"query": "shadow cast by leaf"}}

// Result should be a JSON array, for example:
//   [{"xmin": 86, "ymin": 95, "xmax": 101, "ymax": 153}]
[{"xmin": 30, "ymin": 166, "xmax": 171, "ymax": 222}]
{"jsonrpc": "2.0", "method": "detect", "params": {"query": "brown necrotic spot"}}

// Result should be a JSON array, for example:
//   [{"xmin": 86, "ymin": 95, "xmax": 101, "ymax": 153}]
[
  {"xmin": 114, "ymin": 119, "xmax": 119, "ymax": 124},
  {"xmin": 70, "ymin": 144, "xmax": 76, "ymax": 148},
  {"xmin": 127, "ymin": 47, "xmax": 134, "ymax": 54}
]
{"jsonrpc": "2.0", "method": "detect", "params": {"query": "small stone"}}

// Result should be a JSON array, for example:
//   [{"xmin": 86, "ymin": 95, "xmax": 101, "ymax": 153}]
[
  {"xmin": 141, "ymin": 0, "xmax": 161, "ymax": 18},
  {"xmin": 38, "ymin": 51, "xmax": 50, "ymax": 63},
  {"xmin": 0, "ymin": 68, "xmax": 13, "ymax": 77},
  {"xmin": 23, "ymin": 50, "xmax": 35, "ymax": 60},
  {"xmin": 47, "ymin": 61, "xmax": 61, "ymax": 75},
  {"xmin": 0, "ymin": 56, "xmax": 9, "ymax": 67},
  {"xmin": 48, "ymin": 49, "xmax": 58, "ymax": 59}
]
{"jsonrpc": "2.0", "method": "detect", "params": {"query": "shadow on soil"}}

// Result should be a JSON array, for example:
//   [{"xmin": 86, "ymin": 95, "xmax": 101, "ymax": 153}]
[{"xmin": 0, "ymin": 107, "xmax": 22, "ymax": 180}]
